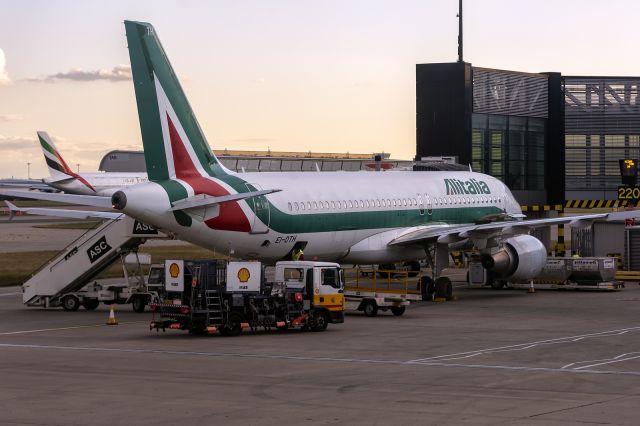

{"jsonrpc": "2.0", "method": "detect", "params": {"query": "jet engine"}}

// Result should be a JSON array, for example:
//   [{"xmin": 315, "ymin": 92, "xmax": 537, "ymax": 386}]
[{"xmin": 481, "ymin": 235, "xmax": 546, "ymax": 281}]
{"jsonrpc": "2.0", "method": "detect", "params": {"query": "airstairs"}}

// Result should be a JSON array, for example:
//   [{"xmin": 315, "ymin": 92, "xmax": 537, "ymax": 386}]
[{"xmin": 22, "ymin": 216, "xmax": 167, "ymax": 308}]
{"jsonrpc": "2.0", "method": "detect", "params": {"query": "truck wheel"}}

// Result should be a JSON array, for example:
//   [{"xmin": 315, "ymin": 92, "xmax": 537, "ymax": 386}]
[
  {"xmin": 362, "ymin": 300, "xmax": 378, "ymax": 317},
  {"xmin": 220, "ymin": 313, "xmax": 243, "ymax": 337},
  {"xmin": 434, "ymin": 277, "xmax": 453, "ymax": 300},
  {"xmin": 391, "ymin": 306, "xmax": 406, "ymax": 316},
  {"xmin": 62, "ymin": 295, "xmax": 80, "ymax": 312},
  {"xmin": 82, "ymin": 298, "xmax": 99, "ymax": 311},
  {"xmin": 311, "ymin": 311, "xmax": 329, "ymax": 332},
  {"xmin": 420, "ymin": 276, "xmax": 434, "ymax": 301},
  {"xmin": 131, "ymin": 295, "xmax": 147, "ymax": 313}
]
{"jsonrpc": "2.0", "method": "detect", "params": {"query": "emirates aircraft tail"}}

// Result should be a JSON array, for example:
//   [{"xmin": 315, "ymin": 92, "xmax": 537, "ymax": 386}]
[{"xmin": 37, "ymin": 131, "xmax": 96, "ymax": 192}]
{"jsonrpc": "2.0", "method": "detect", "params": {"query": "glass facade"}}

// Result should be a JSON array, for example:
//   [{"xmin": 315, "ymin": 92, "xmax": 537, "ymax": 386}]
[
  {"xmin": 564, "ymin": 77, "xmax": 640, "ymax": 191},
  {"xmin": 471, "ymin": 113, "xmax": 546, "ymax": 190}
]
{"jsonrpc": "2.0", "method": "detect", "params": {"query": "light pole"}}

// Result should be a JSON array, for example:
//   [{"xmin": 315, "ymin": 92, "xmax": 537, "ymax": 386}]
[
  {"xmin": 76, "ymin": 163, "xmax": 80, "ymax": 173},
  {"xmin": 27, "ymin": 162, "xmax": 31, "ymax": 179}
]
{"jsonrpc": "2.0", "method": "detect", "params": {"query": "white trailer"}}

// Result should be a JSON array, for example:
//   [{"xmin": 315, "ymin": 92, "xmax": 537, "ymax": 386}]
[{"xmin": 342, "ymin": 267, "xmax": 422, "ymax": 316}]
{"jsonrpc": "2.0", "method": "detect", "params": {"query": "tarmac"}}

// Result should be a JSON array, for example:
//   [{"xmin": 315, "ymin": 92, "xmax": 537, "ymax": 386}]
[
  {"xmin": 1, "ymin": 211, "xmax": 639, "ymax": 424},
  {"xmin": 1, "ymin": 280, "xmax": 639, "ymax": 425}
]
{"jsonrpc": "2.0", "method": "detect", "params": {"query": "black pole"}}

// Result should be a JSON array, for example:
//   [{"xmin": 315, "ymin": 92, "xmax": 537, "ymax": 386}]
[{"xmin": 457, "ymin": 0, "xmax": 463, "ymax": 62}]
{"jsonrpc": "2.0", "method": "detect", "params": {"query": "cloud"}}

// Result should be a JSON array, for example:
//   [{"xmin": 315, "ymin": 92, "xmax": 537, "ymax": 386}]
[
  {"xmin": 0, "ymin": 48, "xmax": 11, "ymax": 86},
  {"xmin": 0, "ymin": 135, "xmax": 33, "ymax": 151},
  {"xmin": 0, "ymin": 114, "xmax": 23, "ymax": 122},
  {"xmin": 28, "ymin": 64, "xmax": 132, "ymax": 83}
]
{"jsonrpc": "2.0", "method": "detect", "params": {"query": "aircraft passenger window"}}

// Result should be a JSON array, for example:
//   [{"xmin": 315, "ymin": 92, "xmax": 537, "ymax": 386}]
[
  {"xmin": 306, "ymin": 202, "xmax": 311, "ymax": 210},
  {"xmin": 342, "ymin": 201, "xmax": 347, "ymax": 209},
  {"xmin": 288, "ymin": 202, "xmax": 292, "ymax": 211},
  {"xmin": 331, "ymin": 201, "xmax": 336, "ymax": 209},
  {"xmin": 294, "ymin": 202, "xmax": 299, "ymax": 211},
  {"xmin": 325, "ymin": 201, "xmax": 330, "ymax": 209},
  {"xmin": 301, "ymin": 203, "xmax": 305, "ymax": 211},
  {"xmin": 365, "ymin": 200, "xmax": 370, "ymax": 208},
  {"xmin": 348, "ymin": 200, "xmax": 353, "ymax": 208},
  {"xmin": 376, "ymin": 199, "xmax": 381, "ymax": 207},
  {"xmin": 313, "ymin": 201, "xmax": 318, "ymax": 209},
  {"xmin": 359, "ymin": 200, "xmax": 364, "ymax": 208}
]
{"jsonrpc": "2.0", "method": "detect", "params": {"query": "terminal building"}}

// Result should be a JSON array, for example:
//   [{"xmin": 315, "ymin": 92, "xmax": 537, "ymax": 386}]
[
  {"xmin": 99, "ymin": 150, "xmax": 414, "ymax": 173},
  {"xmin": 416, "ymin": 62, "xmax": 640, "ymax": 205}
]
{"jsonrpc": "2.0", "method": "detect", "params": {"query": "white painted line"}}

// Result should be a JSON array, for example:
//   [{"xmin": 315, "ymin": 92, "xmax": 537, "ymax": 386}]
[
  {"xmin": 409, "ymin": 326, "xmax": 640, "ymax": 363},
  {"xmin": 0, "ymin": 321, "xmax": 147, "ymax": 336},
  {"xmin": 0, "ymin": 343, "xmax": 639, "ymax": 377},
  {"xmin": 562, "ymin": 352, "xmax": 640, "ymax": 370},
  {"xmin": 0, "ymin": 292, "xmax": 21, "ymax": 297}
]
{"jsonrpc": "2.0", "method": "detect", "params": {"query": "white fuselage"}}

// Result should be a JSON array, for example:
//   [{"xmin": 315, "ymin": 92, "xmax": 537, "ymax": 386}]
[
  {"xmin": 118, "ymin": 170, "xmax": 522, "ymax": 264},
  {"xmin": 46, "ymin": 172, "xmax": 148, "ymax": 196}
]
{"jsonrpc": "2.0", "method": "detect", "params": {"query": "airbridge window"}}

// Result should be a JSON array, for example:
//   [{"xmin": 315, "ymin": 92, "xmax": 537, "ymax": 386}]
[{"xmin": 294, "ymin": 202, "xmax": 299, "ymax": 211}]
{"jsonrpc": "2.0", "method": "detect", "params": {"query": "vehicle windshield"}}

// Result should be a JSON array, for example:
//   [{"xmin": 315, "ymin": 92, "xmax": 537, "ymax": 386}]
[{"xmin": 320, "ymin": 267, "xmax": 342, "ymax": 289}]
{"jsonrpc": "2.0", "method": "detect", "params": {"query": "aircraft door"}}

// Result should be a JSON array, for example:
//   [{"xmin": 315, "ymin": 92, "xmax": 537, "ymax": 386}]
[
  {"xmin": 425, "ymin": 193, "xmax": 433, "ymax": 215},
  {"xmin": 245, "ymin": 183, "xmax": 270, "ymax": 234}
]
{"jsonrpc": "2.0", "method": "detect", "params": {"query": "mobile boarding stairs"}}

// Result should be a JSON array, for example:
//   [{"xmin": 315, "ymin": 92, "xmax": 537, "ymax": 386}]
[{"xmin": 22, "ymin": 216, "xmax": 167, "ymax": 310}]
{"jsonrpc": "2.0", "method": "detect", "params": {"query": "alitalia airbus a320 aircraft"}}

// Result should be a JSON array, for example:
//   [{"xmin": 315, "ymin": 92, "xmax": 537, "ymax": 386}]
[{"xmin": 4, "ymin": 20, "xmax": 639, "ymax": 284}]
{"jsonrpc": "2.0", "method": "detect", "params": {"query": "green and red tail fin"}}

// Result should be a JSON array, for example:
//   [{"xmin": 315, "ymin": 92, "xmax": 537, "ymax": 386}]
[
  {"xmin": 124, "ymin": 20, "xmax": 232, "ymax": 183},
  {"xmin": 37, "ymin": 131, "xmax": 75, "ymax": 179},
  {"xmin": 37, "ymin": 131, "xmax": 96, "ymax": 192}
]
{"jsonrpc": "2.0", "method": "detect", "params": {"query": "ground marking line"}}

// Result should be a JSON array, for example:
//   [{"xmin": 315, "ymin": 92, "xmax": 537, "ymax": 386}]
[
  {"xmin": 1, "ymin": 343, "xmax": 640, "ymax": 377},
  {"xmin": 0, "ymin": 292, "xmax": 21, "ymax": 297},
  {"xmin": 574, "ymin": 354, "xmax": 640, "ymax": 370},
  {"xmin": 562, "ymin": 352, "xmax": 640, "ymax": 369},
  {"xmin": 409, "ymin": 326, "xmax": 640, "ymax": 362},
  {"xmin": 0, "ymin": 321, "xmax": 147, "ymax": 336}
]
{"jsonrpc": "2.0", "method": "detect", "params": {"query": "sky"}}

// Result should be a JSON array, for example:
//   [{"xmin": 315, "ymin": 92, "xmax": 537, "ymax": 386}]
[{"xmin": 1, "ymin": 0, "xmax": 640, "ymax": 179}]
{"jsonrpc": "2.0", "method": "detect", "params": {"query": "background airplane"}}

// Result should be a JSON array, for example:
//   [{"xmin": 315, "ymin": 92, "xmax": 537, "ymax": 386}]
[
  {"xmin": 37, "ymin": 131, "xmax": 148, "ymax": 196},
  {"xmin": 3, "ymin": 20, "xmax": 639, "ymax": 286}
]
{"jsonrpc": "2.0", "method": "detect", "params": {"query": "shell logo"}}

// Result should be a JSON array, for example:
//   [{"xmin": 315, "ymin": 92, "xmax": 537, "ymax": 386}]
[
  {"xmin": 237, "ymin": 267, "xmax": 251, "ymax": 283},
  {"xmin": 169, "ymin": 262, "xmax": 180, "ymax": 278}
]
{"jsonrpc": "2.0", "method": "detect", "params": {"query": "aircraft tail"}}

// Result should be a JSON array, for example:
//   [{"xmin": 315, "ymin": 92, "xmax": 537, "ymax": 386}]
[
  {"xmin": 124, "ymin": 21, "xmax": 232, "ymax": 182},
  {"xmin": 37, "ymin": 131, "xmax": 75, "ymax": 180}
]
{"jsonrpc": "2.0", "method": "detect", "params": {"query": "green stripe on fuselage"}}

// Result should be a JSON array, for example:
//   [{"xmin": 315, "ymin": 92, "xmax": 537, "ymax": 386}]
[{"xmin": 212, "ymin": 174, "xmax": 502, "ymax": 234}]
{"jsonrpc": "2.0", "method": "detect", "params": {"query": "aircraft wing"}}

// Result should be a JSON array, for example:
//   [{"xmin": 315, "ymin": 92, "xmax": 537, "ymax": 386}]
[
  {"xmin": 389, "ymin": 210, "xmax": 640, "ymax": 247},
  {"xmin": 4, "ymin": 201, "xmax": 122, "ymax": 220},
  {"xmin": 0, "ymin": 189, "xmax": 112, "ymax": 208},
  {"xmin": 170, "ymin": 189, "xmax": 282, "ymax": 211},
  {"xmin": 0, "ymin": 182, "xmax": 55, "ymax": 191}
]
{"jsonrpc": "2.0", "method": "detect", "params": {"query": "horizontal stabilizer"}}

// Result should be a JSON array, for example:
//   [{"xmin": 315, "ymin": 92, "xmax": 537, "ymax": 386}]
[
  {"xmin": 4, "ymin": 201, "xmax": 122, "ymax": 220},
  {"xmin": 46, "ymin": 176, "xmax": 76, "ymax": 184},
  {"xmin": 0, "ymin": 190, "xmax": 113, "ymax": 208},
  {"xmin": 171, "ymin": 189, "xmax": 281, "ymax": 211}
]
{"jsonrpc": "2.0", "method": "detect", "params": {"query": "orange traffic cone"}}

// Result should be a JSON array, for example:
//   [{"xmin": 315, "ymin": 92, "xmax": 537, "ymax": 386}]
[{"xmin": 106, "ymin": 305, "xmax": 118, "ymax": 325}]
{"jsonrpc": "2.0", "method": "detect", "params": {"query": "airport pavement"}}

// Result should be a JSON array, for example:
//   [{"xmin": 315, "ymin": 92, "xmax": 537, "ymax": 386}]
[
  {"xmin": 0, "ymin": 215, "xmax": 191, "ymax": 252},
  {"xmin": 1, "ymin": 283, "xmax": 639, "ymax": 425}
]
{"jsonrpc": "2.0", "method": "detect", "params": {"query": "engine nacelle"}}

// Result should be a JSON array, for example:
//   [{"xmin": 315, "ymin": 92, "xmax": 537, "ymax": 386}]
[{"xmin": 481, "ymin": 235, "xmax": 546, "ymax": 281}]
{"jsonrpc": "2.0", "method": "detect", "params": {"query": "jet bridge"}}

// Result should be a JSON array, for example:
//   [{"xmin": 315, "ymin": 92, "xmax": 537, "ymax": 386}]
[{"xmin": 23, "ymin": 216, "xmax": 167, "ymax": 308}]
